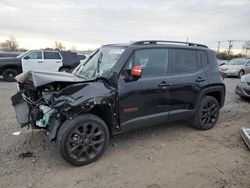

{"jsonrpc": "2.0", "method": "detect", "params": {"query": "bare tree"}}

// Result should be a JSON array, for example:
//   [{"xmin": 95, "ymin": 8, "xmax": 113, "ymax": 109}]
[
  {"xmin": 54, "ymin": 41, "xmax": 65, "ymax": 50},
  {"xmin": 0, "ymin": 37, "xmax": 19, "ymax": 51},
  {"xmin": 242, "ymin": 41, "xmax": 250, "ymax": 56},
  {"xmin": 70, "ymin": 46, "xmax": 76, "ymax": 51}
]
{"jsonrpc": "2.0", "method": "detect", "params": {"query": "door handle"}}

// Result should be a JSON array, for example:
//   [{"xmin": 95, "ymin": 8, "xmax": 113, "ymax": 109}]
[
  {"xmin": 38, "ymin": 61, "xmax": 43, "ymax": 63},
  {"xmin": 56, "ymin": 61, "xmax": 61, "ymax": 63},
  {"xmin": 158, "ymin": 81, "xmax": 172, "ymax": 88},
  {"xmin": 195, "ymin": 77, "xmax": 206, "ymax": 82}
]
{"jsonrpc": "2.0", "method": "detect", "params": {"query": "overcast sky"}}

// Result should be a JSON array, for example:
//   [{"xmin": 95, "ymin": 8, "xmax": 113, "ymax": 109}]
[{"xmin": 0, "ymin": 0, "xmax": 249, "ymax": 50}]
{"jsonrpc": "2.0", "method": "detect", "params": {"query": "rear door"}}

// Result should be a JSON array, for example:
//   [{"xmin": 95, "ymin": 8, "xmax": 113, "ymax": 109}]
[
  {"xmin": 21, "ymin": 51, "xmax": 43, "ymax": 72},
  {"xmin": 118, "ymin": 48, "xmax": 172, "ymax": 131},
  {"xmin": 168, "ymin": 49, "xmax": 208, "ymax": 120},
  {"xmin": 43, "ymin": 51, "xmax": 63, "ymax": 72}
]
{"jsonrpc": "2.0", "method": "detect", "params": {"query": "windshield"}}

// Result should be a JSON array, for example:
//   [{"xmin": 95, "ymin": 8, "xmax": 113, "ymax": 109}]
[
  {"xmin": 74, "ymin": 46, "xmax": 125, "ymax": 79},
  {"xmin": 16, "ymin": 51, "xmax": 30, "ymax": 58},
  {"xmin": 228, "ymin": 59, "xmax": 246, "ymax": 65}
]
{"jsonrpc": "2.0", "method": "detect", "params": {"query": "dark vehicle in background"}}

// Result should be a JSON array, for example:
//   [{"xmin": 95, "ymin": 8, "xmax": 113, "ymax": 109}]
[
  {"xmin": 12, "ymin": 40, "xmax": 225, "ymax": 166},
  {"xmin": 0, "ymin": 50, "xmax": 80, "ymax": 81},
  {"xmin": 235, "ymin": 74, "xmax": 250, "ymax": 99},
  {"xmin": 0, "ymin": 51, "xmax": 21, "ymax": 58},
  {"xmin": 220, "ymin": 58, "xmax": 250, "ymax": 77},
  {"xmin": 77, "ymin": 54, "xmax": 87, "ymax": 63}
]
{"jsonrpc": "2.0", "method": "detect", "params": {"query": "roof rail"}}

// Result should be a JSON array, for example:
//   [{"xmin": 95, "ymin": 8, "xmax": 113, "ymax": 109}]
[{"xmin": 132, "ymin": 40, "xmax": 208, "ymax": 48}]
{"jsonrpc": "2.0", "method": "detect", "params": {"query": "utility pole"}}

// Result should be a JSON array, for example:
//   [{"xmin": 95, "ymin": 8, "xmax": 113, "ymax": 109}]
[
  {"xmin": 228, "ymin": 40, "xmax": 233, "ymax": 57},
  {"xmin": 217, "ymin": 41, "xmax": 220, "ymax": 53},
  {"xmin": 246, "ymin": 48, "xmax": 249, "ymax": 57}
]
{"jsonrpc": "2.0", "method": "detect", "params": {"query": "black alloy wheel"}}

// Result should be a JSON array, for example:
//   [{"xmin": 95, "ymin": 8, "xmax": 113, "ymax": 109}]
[
  {"xmin": 57, "ymin": 114, "xmax": 109, "ymax": 166},
  {"xmin": 192, "ymin": 96, "xmax": 220, "ymax": 130}
]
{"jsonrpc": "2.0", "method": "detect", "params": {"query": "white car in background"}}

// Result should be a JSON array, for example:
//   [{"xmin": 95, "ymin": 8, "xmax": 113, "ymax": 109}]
[
  {"xmin": 220, "ymin": 58, "xmax": 250, "ymax": 77},
  {"xmin": 0, "ymin": 50, "xmax": 80, "ymax": 81}
]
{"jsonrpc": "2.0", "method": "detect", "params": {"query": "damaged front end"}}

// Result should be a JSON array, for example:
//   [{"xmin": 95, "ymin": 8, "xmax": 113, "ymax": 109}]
[{"xmin": 11, "ymin": 70, "xmax": 117, "ymax": 141}]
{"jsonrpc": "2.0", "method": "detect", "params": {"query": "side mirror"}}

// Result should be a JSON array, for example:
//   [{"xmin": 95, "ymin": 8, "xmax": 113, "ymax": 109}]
[
  {"xmin": 23, "ymin": 56, "xmax": 30, "ymax": 60},
  {"xmin": 131, "ymin": 65, "xmax": 142, "ymax": 79}
]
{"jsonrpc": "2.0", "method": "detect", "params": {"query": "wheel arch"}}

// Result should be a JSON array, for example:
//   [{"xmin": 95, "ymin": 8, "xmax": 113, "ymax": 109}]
[
  {"xmin": 197, "ymin": 85, "xmax": 225, "ymax": 108},
  {"xmin": 0, "ymin": 65, "xmax": 22, "ymax": 74},
  {"xmin": 49, "ymin": 104, "xmax": 116, "ymax": 141}
]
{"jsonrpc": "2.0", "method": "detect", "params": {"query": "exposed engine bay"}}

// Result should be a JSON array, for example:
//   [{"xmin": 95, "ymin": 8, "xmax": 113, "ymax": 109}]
[{"xmin": 11, "ymin": 70, "xmax": 117, "ymax": 141}]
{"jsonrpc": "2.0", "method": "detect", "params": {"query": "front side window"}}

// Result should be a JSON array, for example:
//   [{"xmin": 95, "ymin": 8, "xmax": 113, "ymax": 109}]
[
  {"xmin": 74, "ymin": 46, "xmax": 125, "ymax": 79},
  {"xmin": 25, "ymin": 51, "xmax": 42, "ymax": 59},
  {"xmin": 171, "ymin": 49, "xmax": 198, "ymax": 74},
  {"xmin": 123, "ymin": 49, "xmax": 169, "ymax": 77},
  {"xmin": 44, "ymin": 52, "xmax": 61, "ymax": 59}
]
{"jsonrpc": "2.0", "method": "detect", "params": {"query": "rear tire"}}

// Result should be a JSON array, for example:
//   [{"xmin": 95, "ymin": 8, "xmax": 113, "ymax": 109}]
[
  {"xmin": 192, "ymin": 96, "xmax": 220, "ymax": 130},
  {"xmin": 57, "ymin": 114, "xmax": 109, "ymax": 166},
  {"xmin": 238, "ymin": 70, "xmax": 244, "ymax": 78},
  {"xmin": 3, "ymin": 69, "xmax": 18, "ymax": 82}
]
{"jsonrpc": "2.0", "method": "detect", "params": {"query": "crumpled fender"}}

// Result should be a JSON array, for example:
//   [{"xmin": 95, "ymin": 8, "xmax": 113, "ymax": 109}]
[
  {"xmin": 46, "ymin": 81, "xmax": 117, "ymax": 141},
  {"xmin": 47, "ymin": 81, "xmax": 116, "ymax": 110}
]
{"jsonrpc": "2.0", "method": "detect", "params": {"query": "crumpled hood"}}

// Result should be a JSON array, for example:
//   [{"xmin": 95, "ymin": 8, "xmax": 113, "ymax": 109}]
[{"xmin": 15, "ymin": 70, "xmax": 88, "ymax": 87}]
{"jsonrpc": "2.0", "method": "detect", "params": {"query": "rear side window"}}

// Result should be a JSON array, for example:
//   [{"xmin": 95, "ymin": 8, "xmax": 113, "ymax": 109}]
[
  {"xmin": 44, "ymin": 52, "xmax": 61, "ymax": 59},
  {"xmin": 133, "ymin": 49, "xmax": 169, "ymax": 77},
  {"xmin": 171, "ymin": 49, "xmax": 198, "ymax": 74},
  {"xmin": 199, "ymin": 51, "xmax": 208, "ymax": 68}
]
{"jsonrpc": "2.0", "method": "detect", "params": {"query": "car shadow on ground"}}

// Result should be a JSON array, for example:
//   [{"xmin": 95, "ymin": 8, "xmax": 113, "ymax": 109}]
[{"xmin": 12, "ymin": 120, "xmax": 192, "ymax": 166}]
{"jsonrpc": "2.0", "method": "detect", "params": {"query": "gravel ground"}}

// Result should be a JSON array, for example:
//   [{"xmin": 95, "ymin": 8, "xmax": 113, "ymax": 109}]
[{"xmin": 0, "ymin": 77, "xmax": 250, "ymax": 188}]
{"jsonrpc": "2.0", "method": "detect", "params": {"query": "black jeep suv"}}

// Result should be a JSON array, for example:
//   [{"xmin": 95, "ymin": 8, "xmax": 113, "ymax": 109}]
[{"xmin": 11, "ymin": 40, "xmax": 225, "ymax": 166}]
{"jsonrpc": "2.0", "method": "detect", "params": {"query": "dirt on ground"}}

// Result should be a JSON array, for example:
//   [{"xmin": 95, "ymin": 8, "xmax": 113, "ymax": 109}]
[{"xmin": 0, "ymin": 77, "xmax": 250, "ymax": 188}]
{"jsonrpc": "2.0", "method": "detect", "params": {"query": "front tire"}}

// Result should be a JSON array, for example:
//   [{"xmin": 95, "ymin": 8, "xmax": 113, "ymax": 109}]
[
  {"xmin": 192, "ymin": 96, "xmax": 220, "ymax": 130},
  {"xmin": 3, "ymin": 69, "xmax": 18, "ymax": 82},
  {"xmin": 57, "ymin": 114, "xmax": 109, "ymax": 166}
]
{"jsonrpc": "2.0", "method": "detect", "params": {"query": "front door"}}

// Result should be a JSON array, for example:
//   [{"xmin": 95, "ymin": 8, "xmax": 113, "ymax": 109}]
[
  {"xmin": 118, "ymin": 48, "xmax": 172, "ymax": 132},
  {"xmin": 43, "ymin": 51, "xmax": 63, "ymax": 72},
  {"xmin": 21, "ymin": 51, "xmax": 43, "ymax": 72}
]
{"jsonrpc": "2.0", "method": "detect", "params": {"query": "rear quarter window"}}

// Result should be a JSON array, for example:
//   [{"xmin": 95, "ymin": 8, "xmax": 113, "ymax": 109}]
[{"xmin": 199, "ymin": 51, "xmax": 208, "ymax": 68}]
